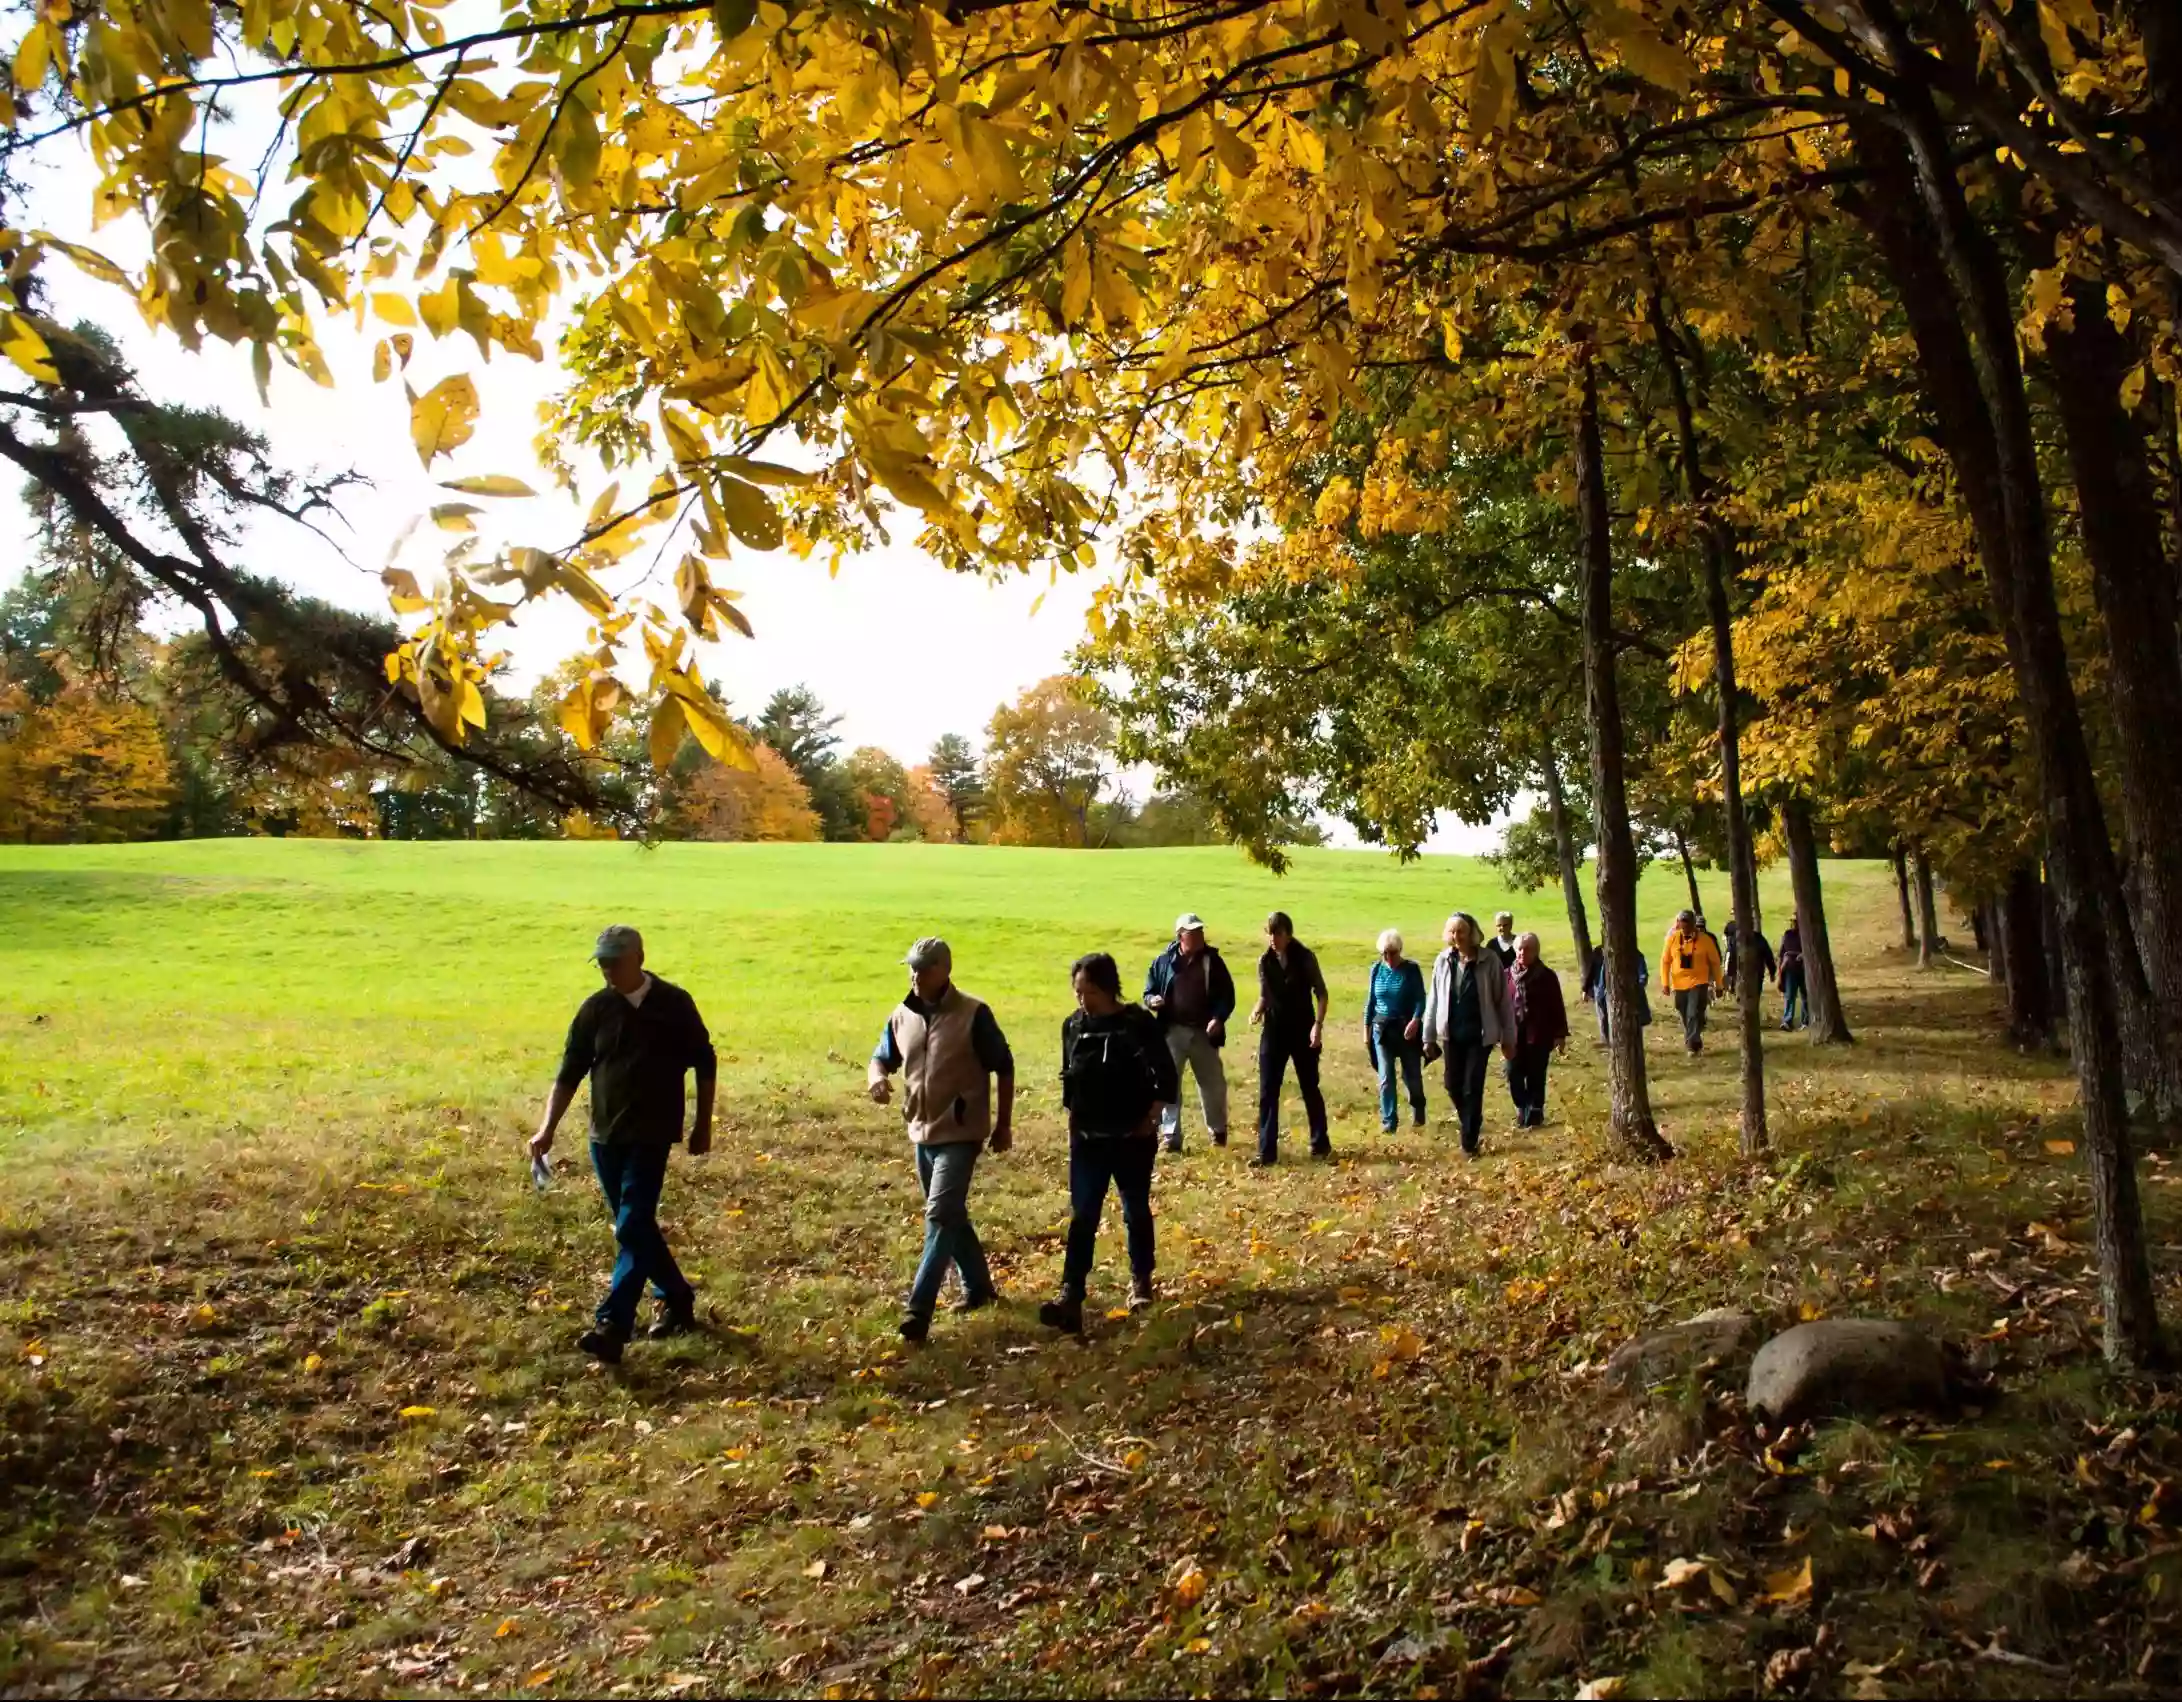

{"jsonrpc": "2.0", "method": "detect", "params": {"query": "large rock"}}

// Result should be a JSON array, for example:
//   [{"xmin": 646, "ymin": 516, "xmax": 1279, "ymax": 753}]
[
  {"xmin": 1745, "ymin": 1319, "xmax": 1951, "ymax": 1423},
  {"xmin": 1603, "ymin": 1308, "xmax": 1761, "ymax": 1393}
]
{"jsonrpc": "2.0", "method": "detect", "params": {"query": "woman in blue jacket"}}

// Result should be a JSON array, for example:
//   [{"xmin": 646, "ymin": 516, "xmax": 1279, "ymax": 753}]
[{"xmin": 1363, "ymin": 928, "xmax": 1429, "ymax": 1132}]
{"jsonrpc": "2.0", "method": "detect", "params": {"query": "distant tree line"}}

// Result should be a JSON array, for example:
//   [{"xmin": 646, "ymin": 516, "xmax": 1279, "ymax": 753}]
[{"xmin": 0, "ymin": 571, "xmax": 1262, "ymax": 852}]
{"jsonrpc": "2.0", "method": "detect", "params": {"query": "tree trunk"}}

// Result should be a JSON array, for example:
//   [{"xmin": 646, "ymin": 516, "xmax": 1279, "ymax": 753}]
[
  {"xmin": 1970, "ymin": 900, "xmax": 1990, "ymax": 959},
  {"xmin": 1674, "ymin": 828, "xmax": 1702, "ymax": 917},
  {"xmin": 1646, "ymin": 291, "xmax": 1767, "ymax": 1155},
  {"xmin": 2047, "ymin": 274, "xmax": 2182, "ymax": 1120},
  {"xmin": 1542, "ymin": 751, "xmax": 1595, "ymax": 983},
  {"xmin": 1894, "ymin": 846, "xmax": 1918, "ymax": 951},
  {"xmin": 1914, "ymin": 850, "xmax": 1942, "ymax": 969},
  {"xmin": 1782, "ymin": 799, "xmax": 1855, "ymax": 1045},
  {"xmin": 1576, "ymin": 361, "xmax": 1672, "ymax": 1163},
  {"xmin": 1866, "ymin": 88, "xmax": 2162, "ymax": 1365},
  {"xmin": 2003, "ymin": 863, "xmax": 2055, "ymax": 1050},
  {"xmin": 2043, "ymin": 873, "xmax": 2072, "ymax": 1037}
]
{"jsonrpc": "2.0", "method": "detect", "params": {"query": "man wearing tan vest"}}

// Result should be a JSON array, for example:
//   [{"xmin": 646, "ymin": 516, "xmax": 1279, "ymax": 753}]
[{"xmin": 868, "ymin": 937, "xmax": 1016, "ymax": 1342}]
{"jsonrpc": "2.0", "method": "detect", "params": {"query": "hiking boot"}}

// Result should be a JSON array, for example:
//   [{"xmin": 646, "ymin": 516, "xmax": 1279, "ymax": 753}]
[
  {"xmin": 578, "ymin": 1327, "xmax": 626, "ymax": 1365},
  {"xmin": 1210, "ymin": 1131, "xmax": 1228, "ymax": 1147},
  {"xmin": 898, "ymin": 1311, "xmax": 931, "ymax": 1344},
  {"xmin": 1311, "ymin": 1146, "xmax": 1335, "ymax": 1163},
  {"xmin": 952, "ymin": 1288, "xmax": 998, "ymax": 1315},
  {"xmin": 1038, "ymin": 1294, "xmax": 1085, "ymax": 1334},
  {"xmin": 1128, "ymin": 1276, "xmax": 1156, "ymax": 1311},
  {"xmin": 646, "ymin": 1306, "xmax": 699, "ymax": 1341},
  {"xmin": 1248, "ymin": 1156, "xmax": 1275, "ymax": 1169}
]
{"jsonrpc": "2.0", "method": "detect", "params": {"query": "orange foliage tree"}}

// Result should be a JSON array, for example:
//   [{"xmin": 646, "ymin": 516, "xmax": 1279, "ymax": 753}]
[
  {"xmin": 671, "ymin": 744, "xmax": 821, "ymax": 843},
  {"xmin": 0, "ymin": 683, "xmax": 174, "ymax": 843}
]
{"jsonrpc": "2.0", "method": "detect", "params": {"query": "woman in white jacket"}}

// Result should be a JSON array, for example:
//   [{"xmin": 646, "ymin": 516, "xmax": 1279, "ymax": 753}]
[{"xmin": 1422, "ymin": 912, "xmax": 1514, "ymax": 1157}]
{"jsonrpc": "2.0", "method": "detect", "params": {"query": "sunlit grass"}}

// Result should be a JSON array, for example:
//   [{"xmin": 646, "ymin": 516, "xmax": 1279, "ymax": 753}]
[{"xmin": 2, "ymin": 841, "xmax": 2174, "ymax": 1697}]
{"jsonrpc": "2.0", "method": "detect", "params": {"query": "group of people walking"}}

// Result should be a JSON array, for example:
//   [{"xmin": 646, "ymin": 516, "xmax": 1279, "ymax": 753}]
[{"xmin": 530, "ymin": 901, "xmax": 1805, "ymax": 1364}]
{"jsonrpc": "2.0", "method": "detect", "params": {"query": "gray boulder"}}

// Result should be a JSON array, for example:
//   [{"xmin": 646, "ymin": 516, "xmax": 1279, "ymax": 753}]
[
  {"xmin": 1745, "ymin": 1319, "xmax": 1951, "ymax": 1423},
  {"xmin": 1603, "ymin": 1308, "xmax": 1761, "ymax": 1393}
]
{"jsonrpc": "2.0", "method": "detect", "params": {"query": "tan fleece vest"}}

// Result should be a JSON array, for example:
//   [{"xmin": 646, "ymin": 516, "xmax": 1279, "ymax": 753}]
[{"xmin": 890, "ymin": 988, "xmax": 992, "ymax": 1146}]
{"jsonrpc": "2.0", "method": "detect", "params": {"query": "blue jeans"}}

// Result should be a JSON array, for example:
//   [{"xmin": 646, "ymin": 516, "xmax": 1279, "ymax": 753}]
[
  {"xmin": 1373, "ymin": 1026, "xmax": 1426, "ymax": 1130},
  {"xmin": 1061, "ymin": 1135, "xmax": 1156, "ymax": 1298},
  {"xmin": 1780, "ymin": 965, "xmax": 1809, "ymax": 1028},
  {"xmin": 590, "ymin": 1140, "xmax": 693, "ymax": 1337},
  {"xmin": 908, "ymin": 1140, "xmax": 993, "ymax": 1317}
]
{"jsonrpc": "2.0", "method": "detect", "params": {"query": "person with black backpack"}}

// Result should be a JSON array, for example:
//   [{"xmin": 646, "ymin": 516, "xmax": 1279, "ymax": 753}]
[{"xmin": 1039, "ymin": 952, "xmax": 1179, "ymax": 1335}]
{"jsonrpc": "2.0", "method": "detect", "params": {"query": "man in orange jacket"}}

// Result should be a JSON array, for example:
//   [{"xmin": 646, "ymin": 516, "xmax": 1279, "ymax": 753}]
[{"xmin": 1661, "ymin": 909, "xmax": 1725, "ymax": 1056}]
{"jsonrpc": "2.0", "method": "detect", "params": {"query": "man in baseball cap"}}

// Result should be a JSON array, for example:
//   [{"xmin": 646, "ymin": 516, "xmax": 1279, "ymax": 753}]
[
  {"xmin": 531, "ymin": 925, "xmax": 716, "ymax": 1365},
  {"xmin": 869, "ymin": 936, "xmax": 1015, "ymax": 1342},
  {"xmin": 1142, "ymin": 912, "xmax": 1235, "ymax": 1152}
]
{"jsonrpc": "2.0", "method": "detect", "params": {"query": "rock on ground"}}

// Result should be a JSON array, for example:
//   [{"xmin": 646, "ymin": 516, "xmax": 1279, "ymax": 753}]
[
  {"xmin": 1602, "ymin": 1309, "xmax": 1762, "ymax": 1393},
  {"xmin": 1745, "ymin": 1319, "xmax": 1951, "ymax": 1423}
]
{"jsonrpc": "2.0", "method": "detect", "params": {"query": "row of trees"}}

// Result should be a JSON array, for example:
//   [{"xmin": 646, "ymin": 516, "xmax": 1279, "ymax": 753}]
[
  {"xmin": 7, "ymin": 1, "xmax": 2178, "ymax": 1365},
  {"xmin": 0, "ymin": 557, "xmax": 1230, "ymax": 852}
]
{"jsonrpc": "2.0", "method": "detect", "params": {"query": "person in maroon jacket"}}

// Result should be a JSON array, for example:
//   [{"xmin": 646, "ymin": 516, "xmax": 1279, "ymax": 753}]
[{"xmin": 1505, "ymin": 932, "xmax": 1570, "ymax": 1129}]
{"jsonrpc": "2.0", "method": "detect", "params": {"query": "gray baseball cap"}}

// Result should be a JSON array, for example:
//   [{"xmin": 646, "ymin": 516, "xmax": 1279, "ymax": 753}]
[
  {"xmin": 1175, "ymin": 912, "xmax": 1206, "ymax": 933},
  {"xmin": 903, "ymin": 936, "xmax": 952, "ymax": 971},
  {"xmin": 592, "ymin": 924, "xmax": 644, "ymax": 962}
]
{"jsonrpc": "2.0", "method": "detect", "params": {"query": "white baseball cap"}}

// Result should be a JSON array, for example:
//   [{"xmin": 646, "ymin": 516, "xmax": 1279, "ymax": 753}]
[{"xmin": 1175, "ymin": 913, "xmax": 1206, "ymax": 933}]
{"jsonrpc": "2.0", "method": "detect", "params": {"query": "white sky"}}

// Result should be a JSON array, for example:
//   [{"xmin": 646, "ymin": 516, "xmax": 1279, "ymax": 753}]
[{"xmin": 1, "ymin": 91, "xmax": 1501, "ymax": 854}]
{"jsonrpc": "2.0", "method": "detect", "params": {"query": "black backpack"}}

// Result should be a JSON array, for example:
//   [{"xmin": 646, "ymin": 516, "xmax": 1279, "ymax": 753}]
[{"xmin": 1062, "ymin": 1008, "xmax": 1162, "ymax": 1138}]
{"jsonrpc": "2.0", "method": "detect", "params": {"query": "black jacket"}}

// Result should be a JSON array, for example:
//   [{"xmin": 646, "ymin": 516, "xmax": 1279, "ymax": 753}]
[
  {"xmin": 1060, "ymin": 1004, "xmax": 1180, "ymax": 1138},
  {"xmin": 556, "ymin": 977, "xmax": 716, "ymax": 1146}
]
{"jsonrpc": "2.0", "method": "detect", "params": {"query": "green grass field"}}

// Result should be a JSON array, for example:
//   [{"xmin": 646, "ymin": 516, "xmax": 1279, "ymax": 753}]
[{"xmin": 3, "ymin": 842, "xmax": 2179, "ymax": 1698}]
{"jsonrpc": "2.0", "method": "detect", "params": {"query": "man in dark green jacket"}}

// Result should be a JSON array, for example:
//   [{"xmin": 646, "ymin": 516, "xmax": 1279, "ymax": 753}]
[{"xmin": 531, "ymin": 925, "xmax": 716, "ymax": 1364}]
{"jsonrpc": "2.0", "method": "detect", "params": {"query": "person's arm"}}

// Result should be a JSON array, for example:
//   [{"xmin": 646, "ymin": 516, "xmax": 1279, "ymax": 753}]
[
  {"xmin": 1250, "ymin": 953, "xmax": 1270, "ymax": 1025},
  {"xmin": 532, "ymin": 1004, "xmax": 593, "ymax": 1159},
  {"xmin": 1421, "ymin": 956, "xmax": 1442, "ymax": 1056},
  {"xmin": 1307, "ymin": 950, "xmax": 1328, "ymax": 1048},
  {"xmin": 1143, "ymin": 953, "xmax": 1164, "ymax": 1012},
  {"xmin": 1142, "ymin": 1010, "xmax": 1180, "ymax": 1131},
  {"xmin": 1207, "ymin": 953, "xmax": 1235, "ymax": 1039},
  {"xmin": 868, "ymin": 1018, "xmax": 901, "ymax": 1103},
  {"xmin": 685, "ymin": 994, "xmax": 719, "ymax": 1156},
  {"xmin": 1403, "ymin": 962, "xmax": 1425, "ymax": 1040},
  {"xmin": 973, "ymin": 1006, "xmax": 1016, "ymax": 1151},
  {"xmin": 1497, "ymin": 965, "xmax": 1517, "ymax": 1059}
]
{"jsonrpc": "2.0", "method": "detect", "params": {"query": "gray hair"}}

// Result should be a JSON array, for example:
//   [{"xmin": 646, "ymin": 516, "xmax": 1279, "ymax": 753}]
[
  {"xmin": 1447, "ymin": 911, "xmax": 1480, "ymax": 945},
  {"xmin": 1494, "ymin": 911, "xmax": 1514, "ymax": 927},
  {"xmin": 1376, "ymin": 928, "xmax": 1403, "ymax": 956},
  {"xmin": 1517, "ymin": 930, "xmax": 1541, "ymax": 955}
]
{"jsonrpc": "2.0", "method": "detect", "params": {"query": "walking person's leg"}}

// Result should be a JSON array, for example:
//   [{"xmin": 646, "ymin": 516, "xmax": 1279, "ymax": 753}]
[
  {"xmin": 1161, "ymin": 1026, "xmax": 1190, "ymax": 1152},
  {"xmin": 601, "ymin": 1141, "xmax": 692, "ymax": 1337},
  {"xmin": 1059, "ymin": 1136, "xmax": 1114, "ymax": 1301},
  {"xmin": 1401, "ymin": 1044, "xmax": 1427, "ymax": 1127},
  {"xmin": 1256, "ymin": 1031, "xmax": 1287, "ymax": 1164},
  {"xmin": 1375, "ymin": 1035, "xmax": 1400, "ymax": 1132},
  {"xmin": 1191, "ymin": 1030, "xmax": 1230, "ymax": 1146},
  {"xmin": 1294, "ymin": 1041, "xmax": 1330, "ymax": 1157},
  {"xmin": 1113, "ymin": 1139, "xmax": 1157, "ymax": 1302},
  {"xmin": 590, "ymin": 1141, "xmax": 642, "ymax": 1342},
  {"xmin": 1504, "ymin": 1043, "xmax": 1526, "ymax": 1119},
  {"xmin": 1675, "ymin": 988, "xmax": 1703, "ymax": 1053},
  {"xmin": 906, "ymin": 1142, "xmax": 983, "ymax": 1325},
  {"xmin": 1455, "ymin": 1042, "xmax": 1488, "ymax": 1155},
  {"xmin": 1523, "ymin": 1044, "xmax": 1552, "ymax": 1125}
]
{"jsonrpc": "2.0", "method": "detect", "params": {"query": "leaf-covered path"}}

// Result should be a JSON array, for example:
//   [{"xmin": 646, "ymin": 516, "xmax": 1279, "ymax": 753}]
[{"xmin": 3, "ymin": 846, "xmax": 2179, "ymax": 1697}]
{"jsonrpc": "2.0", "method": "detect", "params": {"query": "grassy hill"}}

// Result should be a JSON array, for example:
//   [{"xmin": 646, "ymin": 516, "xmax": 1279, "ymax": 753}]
[{"xmin": 2, "ymin": 841, "xmax": 2175, "ymax": 1699}]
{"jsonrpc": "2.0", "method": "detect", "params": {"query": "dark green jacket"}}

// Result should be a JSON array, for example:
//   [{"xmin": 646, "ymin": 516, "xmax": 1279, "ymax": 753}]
[{"xmin": 556, "ymin": 976, "xmax": 716, "ymax": 1146}]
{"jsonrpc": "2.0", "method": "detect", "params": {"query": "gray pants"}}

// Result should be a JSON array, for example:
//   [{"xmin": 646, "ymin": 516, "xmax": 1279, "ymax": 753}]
[
  {"xmin": 1675, "ymin": 986, "xmax": 1710, "ymax": 1051},
  {"xmin": 1158, "ymin": 1025, "xmax": 1229, "ymax": 1149}
]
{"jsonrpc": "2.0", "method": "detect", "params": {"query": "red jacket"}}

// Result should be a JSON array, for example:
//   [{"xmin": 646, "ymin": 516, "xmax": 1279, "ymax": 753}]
[{"xmin": 1508, "ymin": 962, "xmax": 1569, "ymax": 1049}]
